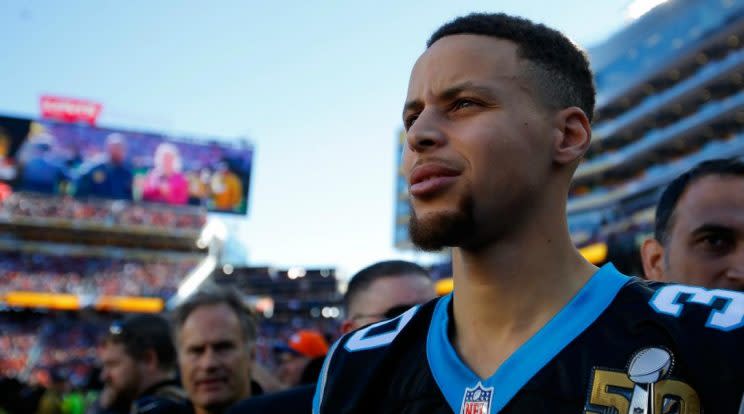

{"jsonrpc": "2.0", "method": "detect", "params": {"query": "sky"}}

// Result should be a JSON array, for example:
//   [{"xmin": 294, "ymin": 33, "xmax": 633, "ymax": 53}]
[{"xmin": 0, "ymin": 0, "xmax": 638, "ymax": 276}]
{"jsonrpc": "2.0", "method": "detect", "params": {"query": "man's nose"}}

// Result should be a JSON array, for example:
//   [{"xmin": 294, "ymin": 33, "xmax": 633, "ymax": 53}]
[{"xmin": 405, "ymin": 109, "xmax": 447, "ymax": 153}]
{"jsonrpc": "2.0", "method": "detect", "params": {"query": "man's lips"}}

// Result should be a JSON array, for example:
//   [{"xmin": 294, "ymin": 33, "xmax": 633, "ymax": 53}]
[
  {"xmin": 409, "ymin": 164, "xmax": 460, "ymax": 197},
  {"xmin": 195, "ymin": 377, "xmax": 227, "ymax": 389}
]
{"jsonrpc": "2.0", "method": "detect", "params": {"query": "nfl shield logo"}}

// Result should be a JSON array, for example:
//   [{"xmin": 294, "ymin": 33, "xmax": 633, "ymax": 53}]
[{"xmin": 460, "ymin": 382, "xmax": 494, "ymax": 414}]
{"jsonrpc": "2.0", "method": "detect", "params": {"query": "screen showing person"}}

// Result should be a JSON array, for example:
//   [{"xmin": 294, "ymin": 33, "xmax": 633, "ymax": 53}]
[{"xmin": 142, "ymin": 142, "xmax": 189, "ymax": 205}]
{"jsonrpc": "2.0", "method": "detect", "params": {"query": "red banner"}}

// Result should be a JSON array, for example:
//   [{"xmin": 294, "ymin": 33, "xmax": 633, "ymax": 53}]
[{"xmin": 40, "ymin": 95, "xmax": 103, "ymax": 125}]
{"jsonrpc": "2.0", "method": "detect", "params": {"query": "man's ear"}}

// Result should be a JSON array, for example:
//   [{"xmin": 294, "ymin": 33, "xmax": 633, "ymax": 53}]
[
  {"xmin": 641, "ymin": 238, "xmax": 667, "ymax": 281},
  {"xmin": 340, "ymin": 319, "xmax": 355, "ymax": 335},
  {"xmin": 552, "ymin": 107, "xmax": 592, "ymax": 166},
  {"xmin": 141, "ymin": 349, "xmax": 159, "ymax": 371}
]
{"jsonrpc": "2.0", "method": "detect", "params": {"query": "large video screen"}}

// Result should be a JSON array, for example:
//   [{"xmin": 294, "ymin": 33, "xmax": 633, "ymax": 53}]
[{"xmin": 0, "ymin": 114, "xmax": 252, "ymax": 214}]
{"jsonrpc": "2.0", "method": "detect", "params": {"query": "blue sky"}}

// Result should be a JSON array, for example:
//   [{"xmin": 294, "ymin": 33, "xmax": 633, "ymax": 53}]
[{"xmin": 0, "ymin": 1, "xmax": 635, "ymax": 276}]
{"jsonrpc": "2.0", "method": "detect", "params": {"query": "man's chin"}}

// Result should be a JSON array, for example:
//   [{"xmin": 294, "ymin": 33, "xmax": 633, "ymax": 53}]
[{"xmin": 409, "ymin": 210, "xmax": 473, "ymax": 252}]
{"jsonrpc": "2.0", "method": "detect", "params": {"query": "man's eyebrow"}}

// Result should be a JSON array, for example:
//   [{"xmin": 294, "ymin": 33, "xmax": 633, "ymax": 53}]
[
  {"xmin": 402, "ymin": 81, "xmax": 497, "ymax": 116},
  {"xmin": 690, "ymin": 223, "xmax": 736, "ymax": 236}
]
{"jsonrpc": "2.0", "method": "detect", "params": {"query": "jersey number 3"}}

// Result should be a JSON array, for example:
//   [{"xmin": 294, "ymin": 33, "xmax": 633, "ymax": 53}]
[{"xmin": 650, "ymin": 285, "xmax": 744, "ymax": 331}]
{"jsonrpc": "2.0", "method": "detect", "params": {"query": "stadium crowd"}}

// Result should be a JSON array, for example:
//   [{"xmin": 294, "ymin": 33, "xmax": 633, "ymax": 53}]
[
  {"xmin": 0, "ymin": 252, "xmax": 198, "ymax": 298},
  {"xmin": 0, "ymin": 193, "xmax": 206, "ymax": 232}
]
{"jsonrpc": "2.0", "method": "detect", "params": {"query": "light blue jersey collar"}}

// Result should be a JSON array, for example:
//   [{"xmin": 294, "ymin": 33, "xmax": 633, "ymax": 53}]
[{"xmin": 426, "ymin": 263, "xmax": 630, "ymax": 413}]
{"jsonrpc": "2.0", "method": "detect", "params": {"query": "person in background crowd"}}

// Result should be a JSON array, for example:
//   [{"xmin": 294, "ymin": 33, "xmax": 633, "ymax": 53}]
[
  {"xmin": 0, "ymin": 128, "xmax": 18, "ymax": 181},
  {"xmin": 641, "ymin": 157, "xmax": 744, "ymax": 291},
  {"xmin": 141, "ymin": 143, "xmax": 188, "ymax": 205},
  {"xmin": 75, "ymin": 133, "xmax": 133, "ymax": 201},
  {"xmin": 36, "ymin": 369, "xmax": 67, "ymax": 414},
  {"xmin": 17, "ymin": 133, "xmax": 69, "ymax": 194},
  {"xmin": 209, "ymin": 161, "xmax": 243, "ymax": 212},
  {"xmin": 187, "ymin": 168, "xmax": 211, "ymax": 207},
  {"xmin": 226, "ymin": 260, "xmax": 435, "ymax": 414},
  {"xmin": 341, "ymin": 260, "xmax": 436, "ymax": 334},
  {"xmin": 173, "ymin": 285, "xmax": 261, "ymax": 414},
  {"xmin": 97, "ymin": 314, "xmax": 189, "ymax": 414},
  {"xmin": 274, "ymin": 330, "xmax": 329, "ymax": 388}
]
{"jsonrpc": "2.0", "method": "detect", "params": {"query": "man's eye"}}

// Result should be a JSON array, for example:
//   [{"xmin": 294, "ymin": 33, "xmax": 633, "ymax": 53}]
[
  {"xmin": 453, "ymin": 99, "xmax": 477, "ymax": 110},
  {"xmin": 700, "ymin": 234, "xmax": 734, "ymax": 252},
  {"xmin": 404, "ymin": 114, "xmax": 419, "ymax": 130}
]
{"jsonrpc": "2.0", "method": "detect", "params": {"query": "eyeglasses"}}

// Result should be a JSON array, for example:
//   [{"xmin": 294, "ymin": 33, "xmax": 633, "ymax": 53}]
[{"xmin": 350, "ymin": 304, "xmax": 416, "ymax": 322}]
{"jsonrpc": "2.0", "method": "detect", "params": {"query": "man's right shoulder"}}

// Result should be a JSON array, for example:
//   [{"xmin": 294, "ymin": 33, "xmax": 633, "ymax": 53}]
[{"xmin": 312, "ymin": 298, "xmax": 441, "ymax": 414}]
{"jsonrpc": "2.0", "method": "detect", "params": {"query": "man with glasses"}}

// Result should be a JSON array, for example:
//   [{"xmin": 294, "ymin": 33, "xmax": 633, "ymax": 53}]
[
  {"xmin": 340, "ymin": 260, "xmax": 436, "ymax": 334},
  {"xmin": 97, "ymin": 314, "xmax": 189, "ymax": 414},
  {"xmin": 226, "ymin": 260, "xmax": 435, "ymax": 414}
]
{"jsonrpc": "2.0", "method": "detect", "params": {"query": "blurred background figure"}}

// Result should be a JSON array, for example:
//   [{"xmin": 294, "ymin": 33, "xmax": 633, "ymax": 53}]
[
  {"xmin": 210, "ymin": 161, "xmax": 242, "ymax": 212},
  {"xmin": 74, "ymin": 133, "xmax": 133, "ymax": 201},
  {"xmin": 0, "ymin": 127, "xmax": 18, "ymax": 181},
  {"xmin": 96, "ymin": 314, "xmax": 188, "ymax": 414},
  {"xmin": 341, "ymin": 260, "xmax": 436, "ymax": 334},
  {"xmin": 274, "ymin": 329, "xmax": 328, "ymax": 388},
  {"xmin": 173, "ymin": 285, "xmax": 260, "ymax": 414},
  {"xmin": 641, "ymin": 158, "xmax": 744, "ymax": 291},
  {"xmin": 35, "ymin": 368, "xmax": 67, "ymax": 414},
  {"xmin": 142, "ymin": 143, "xmax": 188, "ymax": 205},
  {"xmin": 17, "ymin": 132, "xmax": 69, "ymax": 194}
]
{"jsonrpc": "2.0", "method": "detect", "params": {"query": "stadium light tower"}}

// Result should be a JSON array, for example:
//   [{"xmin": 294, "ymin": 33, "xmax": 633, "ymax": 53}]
[{"xmin": 167, "ymin": 218, "xmax": 228, "ymax": 309}]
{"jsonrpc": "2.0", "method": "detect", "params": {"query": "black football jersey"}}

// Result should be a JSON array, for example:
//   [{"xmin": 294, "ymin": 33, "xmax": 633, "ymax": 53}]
[{"xmin": 313, "ymin": 264, "xmax": 744, "ymax": 413}]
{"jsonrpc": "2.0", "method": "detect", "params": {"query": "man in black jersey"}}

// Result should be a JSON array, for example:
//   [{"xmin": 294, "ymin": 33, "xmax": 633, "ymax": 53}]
[{"xmin": 314, "ymin": 13, "xmax": 744, "ymax": 414}]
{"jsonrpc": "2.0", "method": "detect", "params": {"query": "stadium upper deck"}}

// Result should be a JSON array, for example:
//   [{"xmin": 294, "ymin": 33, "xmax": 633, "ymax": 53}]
[{"xmin": 568, "ymin": 0, "xmax": 744, "ymax": 261}]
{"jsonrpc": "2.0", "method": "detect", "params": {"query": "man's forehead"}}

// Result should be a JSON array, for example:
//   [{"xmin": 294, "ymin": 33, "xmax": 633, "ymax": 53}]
[
  {"xmin": 408, "ymin": 35, "xmax": 523, "ymax": 96},
  {"xmin": 180, "ymin": 305, "xmax": 242, "ymax": 342},
  {"xmin": 675, "ymin": 175, "xmax": 744, "ymax": 227}
]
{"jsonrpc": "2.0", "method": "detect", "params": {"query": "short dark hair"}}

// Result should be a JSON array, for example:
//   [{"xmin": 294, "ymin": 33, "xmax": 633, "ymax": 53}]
[
  {"xmin": 344, "ymin": 260, "xmax": 430, "ymax": 311},
  {"xmin": 655, "ymin": 157, "xmax": 744, "ymax": 244},
  {"xmin": 427, "ymin": 13, "xmax": 595, "ymax": 122},
  {"xmin": 103, "ymin": 314, "xmax": 177, "ymax": 371},
  {"xmin": 171, "ymin": 284, "xmax": 257, "ymax": 345}
]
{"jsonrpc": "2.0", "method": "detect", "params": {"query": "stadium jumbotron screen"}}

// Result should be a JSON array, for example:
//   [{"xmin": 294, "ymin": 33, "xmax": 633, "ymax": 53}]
[{"xmin": 0, "ymin": 114, "xmax": 252, "ymax": 215}]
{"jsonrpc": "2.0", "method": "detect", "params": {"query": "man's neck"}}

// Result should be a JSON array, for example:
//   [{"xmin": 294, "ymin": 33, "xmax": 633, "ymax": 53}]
[
  {"xmin": 450, "ymin": 218, "xmax": 597, "ymax": 379},
  {"xmin": 137, "ymin": 370, "xmax": 175, "ymax": 398}
]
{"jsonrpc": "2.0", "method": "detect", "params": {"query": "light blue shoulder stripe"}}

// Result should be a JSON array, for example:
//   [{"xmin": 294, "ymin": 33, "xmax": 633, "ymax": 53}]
[
  {"xmin": 312, "ymin": 336, "xmax": 342, "ymax": 414},
  {"xmin": 426, "ymin": 263, "xmax": 630, "ymax": 413}
]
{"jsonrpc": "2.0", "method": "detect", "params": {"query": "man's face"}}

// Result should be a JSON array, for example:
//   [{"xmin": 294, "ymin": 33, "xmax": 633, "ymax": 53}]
[
  {"xmin": 108, "ymin": 142, "xmax": 126, "ymax": 164},
  {"xmin": 276, "ymin": 352, "xmax": 308, "ymax": 387},
  {"xmin": 178, "ymin": 304, "xmax": 253, "ymax": 413},
  {"xmin": 402, "ymin": 35, "xmax": 554, "ymax": 250},
  {"xmin": 99, "ymin": 342, "xmax": 142, "ymax": 406},
  {"xmin": 660, "ymin": 175, "xmax": 744, "ymax": 290},
  {"xmin": 345, "ymin": 275, "xmax": 436, "ymax": 332}
]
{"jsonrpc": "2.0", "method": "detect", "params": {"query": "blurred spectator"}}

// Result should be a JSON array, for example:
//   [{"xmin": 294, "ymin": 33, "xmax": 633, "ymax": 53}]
[
  {"xmin": 36, "ymin": 368, "xmax": 67, "ymax": 414},
  {"xmin": 0, "ymin": 376, "xmax": 45, "ymax": 414},
  {"xmin": 17, "ymin": 133, "xmax": 69, "ymax": 194},
  {"xmin": 98, "ymin": 315, "xmax": 189, "ymax": 414},
  {"xmin": 641, "ymin": 157, "xmax": 744, "ymax": 290},
  {"xmin": 341, "ymin": 260, "xmax": 435, "ymax": 334},
  {"xmin": 0, "ymin": 128, "xmax": 18, "ymax": 181},
  {"xmin": 209, "ymin": 162, "xmax": 242, "ymax": 212},
  {"xmin": 142, "ymin": 143, "xmax": 188, "ymax": 205},
  {"xmin": 75, "ymin": 134, "xmax": 133, "ymax": 201},
  {"xmin": 274, "ymin": 330, "xmax": 328, "ymax": 388},
  {"xmin": 188, "ymin": 169, "xmax": 211, "ymax": 207},
  {"xmin": 173, "ymin": 285, "xmax": 260, "ymax": 414}
]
